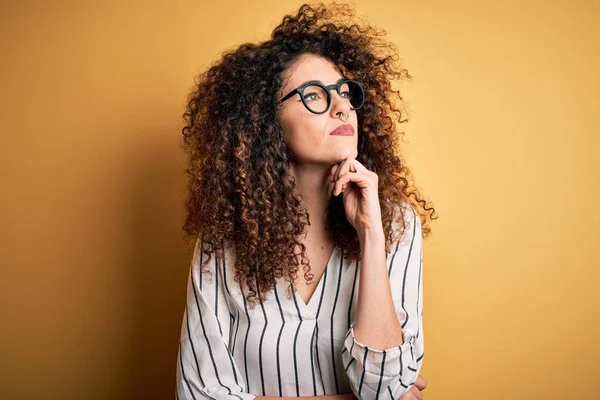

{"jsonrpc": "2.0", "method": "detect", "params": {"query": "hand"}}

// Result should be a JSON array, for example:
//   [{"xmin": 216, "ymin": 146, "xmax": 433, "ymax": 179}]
[
  {"xmin": 398, "ymin": 374, "xmax": 427, "ymax": 400},
  {"xmin": 398, "ymin": 386, "xmax": 423, "ymax": 400},
  {"xmin": 329, "ymin": 157, "xmax": 382, "ymax": 235}
]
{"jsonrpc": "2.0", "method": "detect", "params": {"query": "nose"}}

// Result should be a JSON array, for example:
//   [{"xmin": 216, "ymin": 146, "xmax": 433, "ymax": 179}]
[{"xmin": 329, "ymin": 89, "xmax": 352, "ymax": 119}]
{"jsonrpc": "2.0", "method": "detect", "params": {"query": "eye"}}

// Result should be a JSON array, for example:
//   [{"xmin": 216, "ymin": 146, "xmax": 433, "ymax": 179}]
[
  {"xmin": 303, "ymin": 92, "xmax": 321, "ymax": 101},
  {"xmin": 340, "ymin": 90, "xmax": 351, "ymax": 99}
]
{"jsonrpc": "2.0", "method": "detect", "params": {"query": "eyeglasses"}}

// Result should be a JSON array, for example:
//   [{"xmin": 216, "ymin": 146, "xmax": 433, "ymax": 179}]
[{"xmin": 279, "ymin": 79, "xmax": 365, "ymax": 114}]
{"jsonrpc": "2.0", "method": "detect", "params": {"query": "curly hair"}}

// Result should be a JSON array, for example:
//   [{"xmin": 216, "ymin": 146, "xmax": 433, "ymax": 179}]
[{"xmin": 180, "ymin": 1, "xmax": 437, "ymax": 309}]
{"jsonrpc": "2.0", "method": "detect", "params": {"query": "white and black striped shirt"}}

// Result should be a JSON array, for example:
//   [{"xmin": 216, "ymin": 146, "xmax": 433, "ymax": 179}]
[{"xmin": 176, "ymin": 204, "xmax": 424, "ymax": 400}]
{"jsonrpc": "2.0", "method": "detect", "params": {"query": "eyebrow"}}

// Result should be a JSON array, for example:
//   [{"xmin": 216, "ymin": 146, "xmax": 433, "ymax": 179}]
[{"xmin": 298, "ymin": 77, "xmax": 346, "ymax": 87}]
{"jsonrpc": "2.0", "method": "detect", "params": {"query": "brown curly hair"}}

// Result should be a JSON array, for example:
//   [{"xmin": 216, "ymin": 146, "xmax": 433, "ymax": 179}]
[{"xmin": 180, "ymin": 1, "xmax": 437, "ymax": 309}]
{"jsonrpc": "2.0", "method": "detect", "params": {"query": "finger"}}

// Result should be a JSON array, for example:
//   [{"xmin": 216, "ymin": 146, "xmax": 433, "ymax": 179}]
[
  {"xmin": 330, "ymin": 161, "xmax": 341, "ymax": 182},
  {"xmin": 338, "ymin": 160, "xmax": 377, "ymax": 188},
  {"xmin": 398, "ymin": 386, "xmax": 420, "ymax": 400},
  {"xmin": 334, "ymin": 170, "xmax": 374, "ymax": 195},
  {"xmin": 338, "ymin": 172, "xmax": 373, "ymax": 197},
  {"xmin": 336, "ymin": 171, "xmax": 376, "ymax": 187},
  {"xmin": 348, "ymin": 158, "xmax": 357, "ymax": 173},
  {"xmin": 334, "ymin": 157, "xmax": 354, "ymax": 182},
  {"xmin": 331, "ymin": 158, "xmax": 350, "ymax": 193},
  {"xmin": 349, "ymin": 157, "xmax": 370, "ymax": 174},
  {"xmin": 330, "ymin": 164, "xmax": 338, "ymax": 181},
  {"xmin": 414, "ymin": 375, "xmax": 427, "ymax": 391},
  {"xmin": 411, "ymin": 385, "xmax": 424, "ymax": 400},
  {"xmin": 333, "ymin": 173, "xmax": 352, "ymax": 196}
]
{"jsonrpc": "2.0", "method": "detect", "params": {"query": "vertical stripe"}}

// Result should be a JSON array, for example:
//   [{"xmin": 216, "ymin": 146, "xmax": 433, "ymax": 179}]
[
  {"xmin": 221, "ymin": 250, "xmax": 235, "ymax": 342},
  {"xmin": 416, "ymin": 249, "xmax": 422, "ymax": 339},
  {"xmin": 375, "ymin": 350, "xmax": 387, "ymax": 398},
  {"xmin": 344, "ymin": 357, "xmax": 355, "ymax": 372},
  {"xmin": 400, "ymin": 212, "xmax": 417, "ymax": 329},
  {"xmin": 214, "ymin": 257, "xmax": 223, "ymax": 337},
  {"xmin": 232, "ymin": 303, "xmax": 241, "ymax": 355},
  {"xmin": 387, "ymin": 240, "xmax": 400, "ymax": 277},
  {"xmin": 358, "ymin": 347, "xmax": 369, "ymax": 396},
  {"xmin": 207, "ymin": 260, "xmax": 241, "ymax": 393},
  {"xmin": 197, "ymin": 245, "xmax": 245, "ymax": 394},
  {"xmin": 344, "ymin": 340, "xmax": 355, "ymax": 372},
  {"xmin": 179, "ymin": 345, "xmax": 198, "ymax": 400},
  {"xmin": 184, "ymin": 304, "xmax": 205, "ymax": 388},
  {"xmin": 398, "ymin": 344, "xmax": 403, "ymax": 376},
  {"xmin": 229, "ymin": 313, "xmax": 235, "ymax": 351},
  {"xmin": 223, "ymin": 251, "xmax": 242, "ymax": 358},
  {"xmin": 329, "ymin": 255, "xmax": 344, "ymax": 393},
  {"xmin": 309, "ymin": 325, "xmax": 318, "ymax": 395},
  {"xmin": 191, "ymin": 262, "xmax": 230, "ymax": 394},
  {"xmin": 273, "ymin": 286, "xmax": 285, "ymax": 396},
  {"xmin": 347, "ymin": 259, "xmax": 359, "ymax": 330},
  {"xmin": 198, "ymin": 235, "xmax": 204, "ymax": 292},
  {"xmin": 218, "ymin": 256, "xmax": 242, "ymax": 390},
  {"xmin": 241, "ymin": 284, "xmax": 251, "ymax": 393},
  {"xmin": 314, "ymin": 259, "xmax": 328, "ymax": 394},
  {"xmin": 292, "ymin": 293, "xmax": 303, "ymax": 396},
  {"xmin": 257, "ymin": 273, "xmax": 268, "ymax": 396}
]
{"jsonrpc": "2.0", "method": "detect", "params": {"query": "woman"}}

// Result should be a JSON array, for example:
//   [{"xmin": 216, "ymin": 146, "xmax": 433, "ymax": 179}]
[{"xmin": 176, "ymin": 2, "xmax": 437, "ymax": 400}]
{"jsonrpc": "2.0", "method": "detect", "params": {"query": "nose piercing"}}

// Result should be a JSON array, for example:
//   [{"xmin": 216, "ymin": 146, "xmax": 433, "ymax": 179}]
[{"xmin": 339, "ymin": 113, "xmax": 349, "ymax": 122}]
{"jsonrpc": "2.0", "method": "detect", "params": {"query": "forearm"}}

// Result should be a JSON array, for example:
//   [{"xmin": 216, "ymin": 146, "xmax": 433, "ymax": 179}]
[
  {"xmin": 352, "ymin": 229, "xmax": 404, "ymax": 350},
  {"xmin": 255, "ymin": 394, "xmax": 355, "ymax": 400}
]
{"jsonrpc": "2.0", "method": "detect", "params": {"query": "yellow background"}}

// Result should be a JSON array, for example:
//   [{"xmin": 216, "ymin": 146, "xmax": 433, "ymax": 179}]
[{"xmin": 1, "ymin": 0, "xmax": 598, "ymax": 399}]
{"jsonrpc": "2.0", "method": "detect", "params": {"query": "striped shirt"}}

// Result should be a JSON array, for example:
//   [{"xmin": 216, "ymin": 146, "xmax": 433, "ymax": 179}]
[{"xmin": 176, "ymin": 204, "xmax": 424, "ymax": 400}]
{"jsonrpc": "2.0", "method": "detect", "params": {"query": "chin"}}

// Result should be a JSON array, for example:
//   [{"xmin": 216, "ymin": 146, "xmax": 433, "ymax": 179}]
[{"xmin": 331, "ymin": 147, "xmax": 357, "ymax": 162}]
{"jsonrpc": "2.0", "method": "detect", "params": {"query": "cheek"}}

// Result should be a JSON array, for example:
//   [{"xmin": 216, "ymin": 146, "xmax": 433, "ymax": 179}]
[{"xmin": 285, "ymin": 117, "xmax": 327, "ymax": 147}]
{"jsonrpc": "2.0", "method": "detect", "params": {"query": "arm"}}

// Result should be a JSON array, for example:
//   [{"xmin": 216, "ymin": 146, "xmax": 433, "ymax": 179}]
[
  {"xmin": 342, "ymin": 204, "xmax": 425, "ymax": 400},
  {"xmin": 255, "ymin": 395, "xmax": 356, "ymax": 400},
  {"xmin": 176, "ymin": 236, "xmax": 257, "ymax": 400}
]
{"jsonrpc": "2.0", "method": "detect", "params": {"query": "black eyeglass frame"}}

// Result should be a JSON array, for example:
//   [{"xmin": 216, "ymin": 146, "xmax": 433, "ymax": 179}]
[{"xmin": 278, "ymin": 79, "xmax": 366, "ymax": 115}]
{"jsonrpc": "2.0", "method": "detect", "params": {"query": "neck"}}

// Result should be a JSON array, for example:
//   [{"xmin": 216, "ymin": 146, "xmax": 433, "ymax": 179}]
[{"xmin": 289, "ymin": 162, "xmax": 334, "ymax": 239}]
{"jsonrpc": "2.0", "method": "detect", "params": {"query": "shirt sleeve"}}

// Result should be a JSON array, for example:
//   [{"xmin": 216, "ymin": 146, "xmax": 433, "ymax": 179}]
[
  {"xmin": 176, "ymin": 236, "xmax": 257, "ymax": 400},
  {"xmin": 342, "ymin": 204, "xmax": 425, "ymax": 400}
]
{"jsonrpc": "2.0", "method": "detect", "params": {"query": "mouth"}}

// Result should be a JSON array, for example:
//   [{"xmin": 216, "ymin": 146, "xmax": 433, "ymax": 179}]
[{"xmin": 329, "ymin": 124, "xmax": 354, "ymax": 136}]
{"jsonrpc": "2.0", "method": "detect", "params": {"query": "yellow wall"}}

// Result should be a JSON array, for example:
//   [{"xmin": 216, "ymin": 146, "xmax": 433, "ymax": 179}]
[{"xmin": 1, "ymin": 1, "xmax": 598, "ymax": 398}]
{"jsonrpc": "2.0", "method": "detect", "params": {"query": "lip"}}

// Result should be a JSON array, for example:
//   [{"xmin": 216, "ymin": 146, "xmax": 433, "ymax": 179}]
[{"xmin": 329, "ymin": 124, "xmax": 354, "ymax": 136}]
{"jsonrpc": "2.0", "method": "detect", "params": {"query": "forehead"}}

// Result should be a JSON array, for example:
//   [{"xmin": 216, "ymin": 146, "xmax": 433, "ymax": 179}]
[{"xmin": 282, "ymin": 54, "xmax": 344, "ymax": 91}]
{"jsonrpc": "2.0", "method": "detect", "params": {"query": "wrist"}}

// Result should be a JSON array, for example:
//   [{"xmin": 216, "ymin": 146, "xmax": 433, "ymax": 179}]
[{"xmin": 358, "ymin": 226, "xmax": 385, "ymax": 244}]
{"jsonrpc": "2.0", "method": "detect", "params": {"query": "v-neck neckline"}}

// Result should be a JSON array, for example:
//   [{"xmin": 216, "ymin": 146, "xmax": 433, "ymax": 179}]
[{"xmin": 294, "ymin": 244, "xmax": 338, "ymax": 317}]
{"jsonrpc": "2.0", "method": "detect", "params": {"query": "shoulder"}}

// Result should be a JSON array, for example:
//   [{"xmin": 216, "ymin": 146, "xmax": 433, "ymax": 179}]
[
  {"xmin": 391, "ymin": 201, "xmax": 421, "ymax": 247},
  {"xmin": 192, "ymin": 235, "xmax": 236, "ymax": 273}
]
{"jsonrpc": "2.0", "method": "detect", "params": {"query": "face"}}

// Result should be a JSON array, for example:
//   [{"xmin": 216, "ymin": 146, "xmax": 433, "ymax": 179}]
[{"xmin": 277, "ymin": 54, "xmax": 359, "ymax": 166}]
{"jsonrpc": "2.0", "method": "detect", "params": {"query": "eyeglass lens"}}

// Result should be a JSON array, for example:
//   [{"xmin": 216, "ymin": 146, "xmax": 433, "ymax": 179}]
[{"xmin": 302, "ymin": 81, "xmax": 364, "ymax": 113}]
